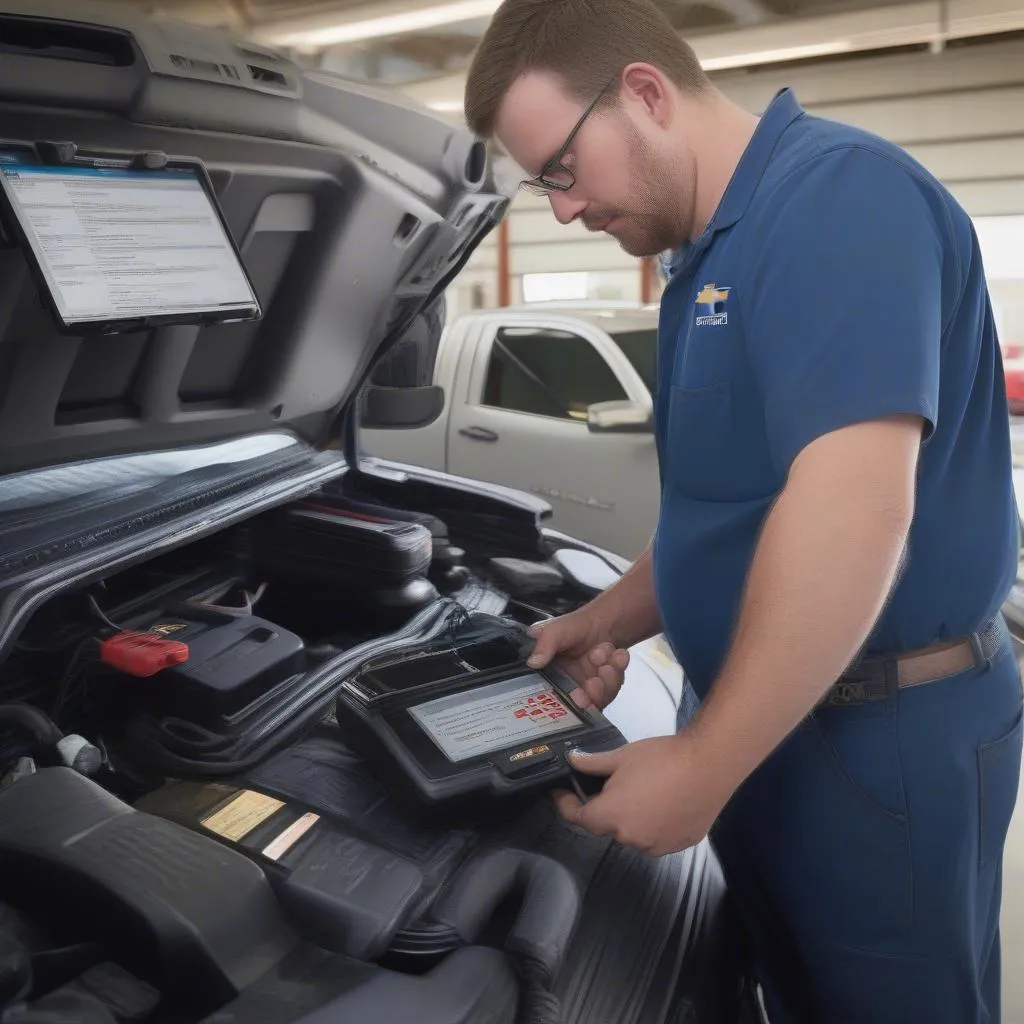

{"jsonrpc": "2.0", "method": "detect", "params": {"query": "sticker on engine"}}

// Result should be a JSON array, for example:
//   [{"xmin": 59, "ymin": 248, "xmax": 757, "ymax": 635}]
[
  {"xmin": 201, "ymin": 790, "xmax": 285, "ymax": 841},
  {"xmin": 262, "ymin": 812, "xmax": 321, "ymax": 861}
]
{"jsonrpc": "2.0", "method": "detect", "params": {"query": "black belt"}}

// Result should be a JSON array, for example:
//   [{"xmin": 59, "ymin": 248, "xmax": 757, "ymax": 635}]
[{"xmin": 821, "ymin": 618, "xmax": 1005, "ymax": 708}]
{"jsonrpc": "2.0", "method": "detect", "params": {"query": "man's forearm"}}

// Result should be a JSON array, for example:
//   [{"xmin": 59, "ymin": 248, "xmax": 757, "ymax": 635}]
[
  {"xmin": 590, "ymin": 543, "xmax": 663, "ymax": 649},
  {"xmin": 687, "ymin": 421, "xmax": 919, "ymax": 795}
]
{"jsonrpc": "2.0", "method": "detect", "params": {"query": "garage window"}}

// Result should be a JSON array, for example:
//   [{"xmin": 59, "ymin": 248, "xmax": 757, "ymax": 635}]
[
  {"xmin": 974, "ymin": 215, "xmax": 1024, "ymax": 360},
  {"xmin": 482, "ymin": 327, "xmax": 627, "ymax": 420}
]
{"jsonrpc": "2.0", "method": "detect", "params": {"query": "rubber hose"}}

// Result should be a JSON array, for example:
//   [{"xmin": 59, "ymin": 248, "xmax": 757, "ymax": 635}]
[
  {"xmin": 513, "ymin": 955, "xmax": 563, "ymax": 1024},
  {"xmin": 0, "ymin": 705, "xmax": 62, "ymax": 749},
  {"xmin": 124, "ymin": 601, "xmax": 482, "ymax": 776}
]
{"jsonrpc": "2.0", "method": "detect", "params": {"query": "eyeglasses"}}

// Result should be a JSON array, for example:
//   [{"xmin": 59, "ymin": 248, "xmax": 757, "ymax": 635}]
[{"xmin": 520, "ymin": 77, "xmax": 618, "ymax": 197}]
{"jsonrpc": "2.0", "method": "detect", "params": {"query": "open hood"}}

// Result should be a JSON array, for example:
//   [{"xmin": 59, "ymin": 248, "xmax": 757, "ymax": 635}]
[{"xmin": 0, "ymin": 0, "xmax": 509, "ymax": 477}]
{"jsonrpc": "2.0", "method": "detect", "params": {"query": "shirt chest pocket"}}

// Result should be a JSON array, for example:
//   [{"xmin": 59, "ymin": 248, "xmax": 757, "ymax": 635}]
[{"xmin": 664, "ymin": 330, "xmax": 779, "ymax": 503}]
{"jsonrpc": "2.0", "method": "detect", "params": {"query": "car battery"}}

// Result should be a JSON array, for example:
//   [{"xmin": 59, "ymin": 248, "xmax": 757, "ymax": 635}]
[{"xmin": 106, "ymin": 606, "xmax": 306, "ymax": 723}]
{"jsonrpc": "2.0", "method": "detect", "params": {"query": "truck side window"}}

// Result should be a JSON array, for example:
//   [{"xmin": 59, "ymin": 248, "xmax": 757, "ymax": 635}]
[
  {"xmin": 482, "ymin": 327, "xmax": 627, "ymax": 421},
  {"xmin": 608, "ymin": 329, "xmax": 657, "ymax": 395}
]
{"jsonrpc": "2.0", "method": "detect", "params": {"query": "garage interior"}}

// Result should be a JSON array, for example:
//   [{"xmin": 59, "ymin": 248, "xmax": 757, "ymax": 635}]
[
  {"xmin": 44, "ymin": 1, "xmax": 1024, "ymax": 1019},
  {"xmin": 439, "ymin": 7, "xmax": 1024, "ymax": 328},
  {"xmin": 106, "ymin": 1, "xmax": 1024, "ymax": 336}
]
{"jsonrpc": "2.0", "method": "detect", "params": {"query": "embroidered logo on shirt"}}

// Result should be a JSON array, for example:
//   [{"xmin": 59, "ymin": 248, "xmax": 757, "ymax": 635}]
[{"xmin": 695, "ymin": 284, "xmax": 730, "ymax": 327}]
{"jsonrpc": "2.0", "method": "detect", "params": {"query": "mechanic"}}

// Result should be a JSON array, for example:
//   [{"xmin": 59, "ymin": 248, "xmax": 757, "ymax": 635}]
[{"xmin": 464, "ymin": 2, "xmax": 1023, "ymax": 1022}]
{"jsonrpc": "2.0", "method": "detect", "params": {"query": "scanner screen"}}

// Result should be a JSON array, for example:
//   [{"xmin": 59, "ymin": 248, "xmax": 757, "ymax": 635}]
[{"xmin": 409, "ymin": 673, "xmax": 581, "ymax": 763}]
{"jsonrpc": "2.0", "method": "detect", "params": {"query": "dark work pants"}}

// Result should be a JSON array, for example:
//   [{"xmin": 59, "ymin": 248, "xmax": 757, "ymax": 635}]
[{"xmin": 701, "ymin": 621, "xmax": 1023, "ymax": 1024}]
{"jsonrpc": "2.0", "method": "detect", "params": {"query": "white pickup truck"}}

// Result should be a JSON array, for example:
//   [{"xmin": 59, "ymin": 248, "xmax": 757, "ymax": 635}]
[{"xmin": 360, "ymin": 302, "xmax": 661, "ymax": 559}]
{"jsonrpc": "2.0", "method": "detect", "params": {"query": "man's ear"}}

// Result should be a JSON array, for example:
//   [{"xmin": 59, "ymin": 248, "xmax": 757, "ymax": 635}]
[{"xmin": 619, "ymin": 63, "xmax": 674, "ymax": 129}]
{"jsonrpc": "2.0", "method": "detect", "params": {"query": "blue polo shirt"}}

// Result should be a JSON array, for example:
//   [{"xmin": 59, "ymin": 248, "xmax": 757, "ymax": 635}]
[{"xmin": 653, "ymin": 88, "xmax": 1019, "ymax": 699}]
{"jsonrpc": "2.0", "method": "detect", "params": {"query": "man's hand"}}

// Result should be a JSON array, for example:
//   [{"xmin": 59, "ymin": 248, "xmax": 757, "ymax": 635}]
[
  {"xmin": 527, "ymin": 610, "xmax": 630, "ymax": 710},
  {"xmin": 526, "ymin": 542, "xmax": 663, "ymax": 711},
  {"xmin": 553, "ymin": 734, "xmax": 732, "ymax": 857}
]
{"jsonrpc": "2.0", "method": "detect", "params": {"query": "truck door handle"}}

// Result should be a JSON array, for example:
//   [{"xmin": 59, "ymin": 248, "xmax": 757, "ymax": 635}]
[{"xmin": 459, "ymin": 426, "xmax": 499, "ymax": 443}]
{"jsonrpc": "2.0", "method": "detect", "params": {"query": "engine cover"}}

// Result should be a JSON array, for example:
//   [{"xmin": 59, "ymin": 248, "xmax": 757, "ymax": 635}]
[{"xmin": 0, "ymin": 769, "xmax": 296, "ymax": 1015}]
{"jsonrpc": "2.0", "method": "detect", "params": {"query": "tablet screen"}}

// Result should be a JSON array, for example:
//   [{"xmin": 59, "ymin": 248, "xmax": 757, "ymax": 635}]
[
  {"xmin": 409, "ymin": 673, "xmax": 582, "ymax": 763},
  {"xmin": 0, "ymin": 151, "xmax": 259, "ymax": 327}
]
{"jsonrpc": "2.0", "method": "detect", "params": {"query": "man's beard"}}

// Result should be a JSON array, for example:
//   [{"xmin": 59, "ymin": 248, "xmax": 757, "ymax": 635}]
[
  {"xmin": 606, "ymin": 211, "xmax": 679, "ymax": 258},
  {"xmin": 582, "ymin": 130, "xmax": 691, "ymax": 257}
]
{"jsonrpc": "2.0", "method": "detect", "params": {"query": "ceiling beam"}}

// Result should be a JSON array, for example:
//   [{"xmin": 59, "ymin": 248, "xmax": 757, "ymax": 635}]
[
  {"xmin": 708, "ymin": 0, "xmax": 774, "ymax": 26},
  {"xmin": 147, "ymin": 0, "xmax": 240, "ymax": 27},
  {"xmin": 378, "ymin": 31, "xmax": 481, "ymax": 70},
  {"xmin": 228, "ymin": 0, "xmax": 255, "ymax": 28},
  {"xmin": 399, "ymin": 0, "xmax": 1024, "ymax": 110}
]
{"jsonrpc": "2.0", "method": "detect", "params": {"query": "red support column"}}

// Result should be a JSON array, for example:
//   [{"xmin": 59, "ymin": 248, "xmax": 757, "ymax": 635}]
[
  {"xmin": 497, "ymin": 217, "xmax": 512, "ymax": 307},
  {"xmin": 640, "ymin": 257, "xmax": 655, "ymax": 305}
]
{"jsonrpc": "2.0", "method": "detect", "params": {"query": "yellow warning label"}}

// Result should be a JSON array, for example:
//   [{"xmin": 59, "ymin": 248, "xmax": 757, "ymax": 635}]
[{"xmin": 200, "ymin": 790, "xmax": 285, "ymax": 842}]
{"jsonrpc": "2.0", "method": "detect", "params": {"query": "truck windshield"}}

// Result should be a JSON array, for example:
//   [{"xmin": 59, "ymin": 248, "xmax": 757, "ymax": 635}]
[{"xmin": 609, "ymin": 329, "xmax": 656, "ymax": 394}]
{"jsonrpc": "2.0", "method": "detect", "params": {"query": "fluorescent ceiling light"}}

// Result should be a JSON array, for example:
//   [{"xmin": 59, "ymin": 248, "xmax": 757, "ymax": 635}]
[
  {"xmin": 415, "ymin": 40, "xmax": 854, "ymax": 111},
  {"xmin": 262, "ymin": 0, "xmax": 502, "ymax": 49},
  {"xmin": 699, "ymin": 40, "xmax": 855, "ymax": 70}
]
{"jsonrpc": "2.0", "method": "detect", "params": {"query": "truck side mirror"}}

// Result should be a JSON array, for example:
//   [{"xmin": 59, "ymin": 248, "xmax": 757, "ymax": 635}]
[
  {"xmin": 586, "ymin": 400, "xmax": 653, "ymax": 435},
  {"xmin": 360, "ymin": 385, "xmax": 445, "ymax": 429}
]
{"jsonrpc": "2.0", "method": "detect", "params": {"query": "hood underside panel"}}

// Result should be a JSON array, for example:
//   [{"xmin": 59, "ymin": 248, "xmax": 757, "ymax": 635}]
[{"xmin": 0, "ymin": 2, "xmax": 507, "ymax": 477}]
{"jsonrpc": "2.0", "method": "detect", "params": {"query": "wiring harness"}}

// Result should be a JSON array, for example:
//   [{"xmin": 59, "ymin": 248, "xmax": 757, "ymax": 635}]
[{"xmin": 120, "ymin": 599, "xmax": 489, "ymax": 778}]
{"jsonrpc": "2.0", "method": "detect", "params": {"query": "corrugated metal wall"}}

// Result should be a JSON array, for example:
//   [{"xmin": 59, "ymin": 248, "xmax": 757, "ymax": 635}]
[{"xmin": 450, "ymin": 35, "xmax": 1024, "ymax": 319}]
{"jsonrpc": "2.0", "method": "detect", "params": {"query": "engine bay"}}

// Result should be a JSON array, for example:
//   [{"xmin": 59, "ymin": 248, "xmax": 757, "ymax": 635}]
[
  {"xmin": 0, "ymin": 5, "xmax": 751, "ymax": 1018},
  {"xmin": 0, "ymin": 473, "xmax": 686, "ymax": 1024}
]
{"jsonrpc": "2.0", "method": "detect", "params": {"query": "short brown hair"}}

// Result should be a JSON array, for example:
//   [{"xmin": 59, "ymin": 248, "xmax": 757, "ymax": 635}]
[{"xmin": 464, "ymin": 0, "xmax": 710, "ymax": 138}]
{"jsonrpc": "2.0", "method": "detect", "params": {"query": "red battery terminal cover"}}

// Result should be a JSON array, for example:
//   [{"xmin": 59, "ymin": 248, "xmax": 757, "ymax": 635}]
[{"xmin": 100, "ymin": 631, "xmax": 190, "ymax": 678}]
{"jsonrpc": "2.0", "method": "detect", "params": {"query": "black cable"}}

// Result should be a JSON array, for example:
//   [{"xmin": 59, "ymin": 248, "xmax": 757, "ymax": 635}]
[
  {"xmin": 85, "ymin": 595, "xmax": 121, "ymax": 633},
  {"xmin": 51, "ymin": 639, "xmax": 100, "ymax": 724},
  {"xmin": 343, "ymin": 399, "xmax": 361, "ymax": 475},
  {"xmin": 54, "ymin": 659, "xmax": 103, "ymax": 731},
  {"xmin": 122, "ymin": 600, "xmax": 477, "ymax": 777},
  {"xmin": 0, "ymin": 705, "xmax": 62, "ymax": 748}
]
